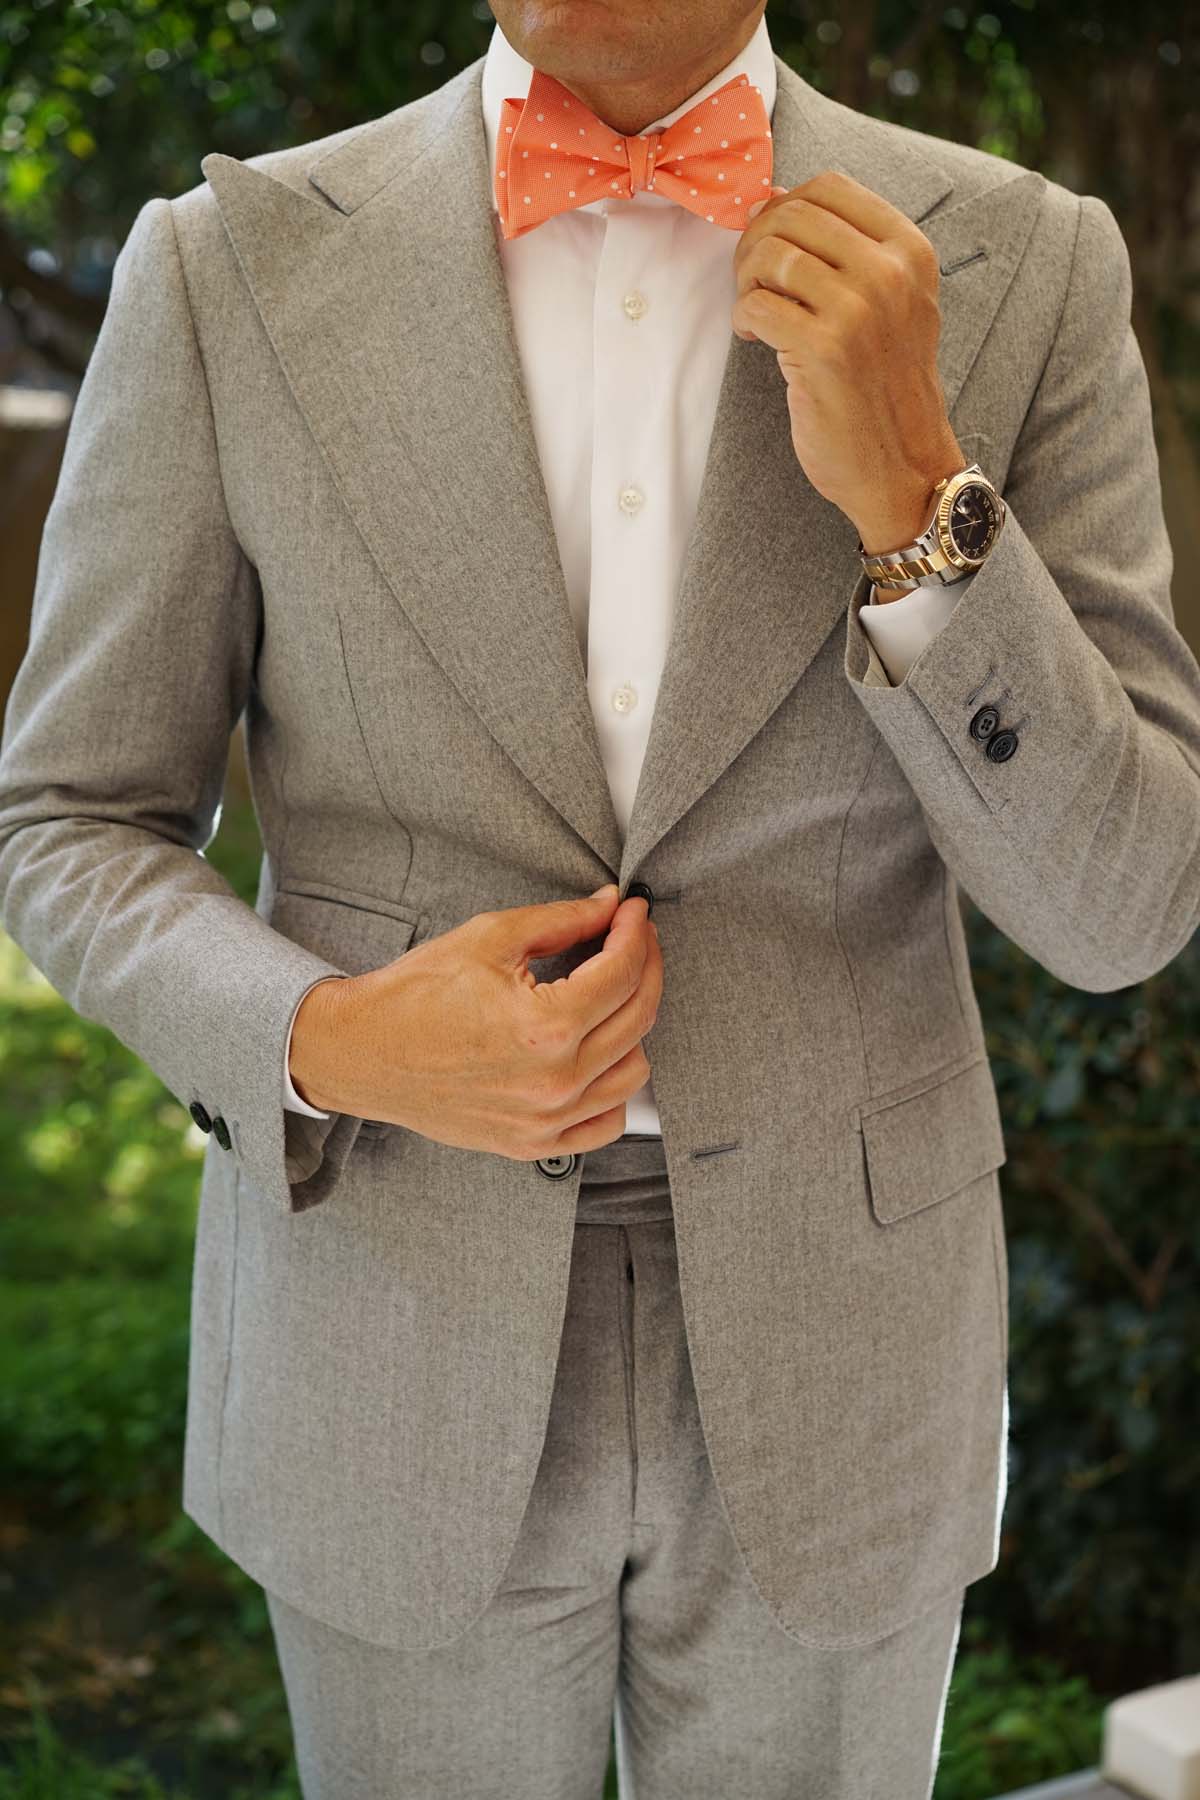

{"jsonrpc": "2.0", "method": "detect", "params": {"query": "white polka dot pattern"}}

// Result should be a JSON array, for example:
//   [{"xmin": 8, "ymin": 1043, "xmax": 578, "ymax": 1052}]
[{"xmin": 494, "ymin": 67, "xmax": 772, "ymax": 240}]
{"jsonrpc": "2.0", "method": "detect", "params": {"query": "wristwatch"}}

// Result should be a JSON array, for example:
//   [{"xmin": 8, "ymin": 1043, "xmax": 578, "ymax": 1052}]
[{"xmin": 858, "ymin": 462, "xmax": 1007, "ymax": 590}]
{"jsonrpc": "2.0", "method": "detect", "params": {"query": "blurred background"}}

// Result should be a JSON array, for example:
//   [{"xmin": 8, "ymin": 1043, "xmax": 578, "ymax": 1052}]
[{"xmin": 0, "ymin": 3, "xmax": 1197, "ymax": 1797}]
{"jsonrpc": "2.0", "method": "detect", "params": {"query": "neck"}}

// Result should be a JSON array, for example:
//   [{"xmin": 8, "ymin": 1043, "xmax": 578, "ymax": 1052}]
[{"xmin": 548, "ymin": 8, "xmax": 764, "ymax": 137}]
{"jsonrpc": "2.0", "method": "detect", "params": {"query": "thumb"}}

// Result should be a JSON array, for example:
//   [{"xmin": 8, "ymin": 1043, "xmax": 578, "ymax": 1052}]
[
  {"xmin": 747, "ymin": 185, "xmax": 788, "ymax": 221},
  {"xmin": 497, "ymin": 884, "xmax": 620, "ymax": 967}
]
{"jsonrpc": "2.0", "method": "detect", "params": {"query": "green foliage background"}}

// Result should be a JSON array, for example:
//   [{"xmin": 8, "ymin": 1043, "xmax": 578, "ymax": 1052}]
[{"xmin": 968, "ymin": 907, "xmax": 1200, "ymax": 1681}]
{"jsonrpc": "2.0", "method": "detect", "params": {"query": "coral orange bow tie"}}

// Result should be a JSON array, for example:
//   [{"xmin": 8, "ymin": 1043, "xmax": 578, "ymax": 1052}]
[{"xmin": 494, "ymin": 66, "xmax": 774, "ymax": 241}]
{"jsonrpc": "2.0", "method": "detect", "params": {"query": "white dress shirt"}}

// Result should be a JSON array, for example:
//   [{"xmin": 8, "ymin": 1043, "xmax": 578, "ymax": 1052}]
[{"xmin": 281, "ymin": 13, "xmax": 966, "ymax": 1130}]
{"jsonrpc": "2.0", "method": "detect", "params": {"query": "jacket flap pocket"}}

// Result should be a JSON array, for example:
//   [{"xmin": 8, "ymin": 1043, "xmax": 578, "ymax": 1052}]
[
  {"xmin": 269, "ymin": 885, "xmax": 426, "ymax": 978},
  {"xmin": 859, "ymin": 1055, "xmax": 1006, "ymax": 1225}
]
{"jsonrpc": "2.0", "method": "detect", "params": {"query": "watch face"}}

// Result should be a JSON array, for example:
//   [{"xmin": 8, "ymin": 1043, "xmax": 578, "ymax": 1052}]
[{"xmin": 945, "ymin": 482, "xmax": 1002, "ymax": 562}]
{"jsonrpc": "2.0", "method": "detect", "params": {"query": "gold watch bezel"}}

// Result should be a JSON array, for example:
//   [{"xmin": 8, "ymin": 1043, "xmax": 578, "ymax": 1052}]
[
  {"xmin": 860, "ymin": 462, "xmax": 1007, "ymax": 587},
  {"xmin": 931, "ymin": 466, "xmax": 1005, "ymax": 571}
]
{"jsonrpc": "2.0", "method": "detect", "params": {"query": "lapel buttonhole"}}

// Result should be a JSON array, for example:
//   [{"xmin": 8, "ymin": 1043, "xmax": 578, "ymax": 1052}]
[{"xmin": 941, "ymin": 248, "xmax": 988, "ymax": 276}]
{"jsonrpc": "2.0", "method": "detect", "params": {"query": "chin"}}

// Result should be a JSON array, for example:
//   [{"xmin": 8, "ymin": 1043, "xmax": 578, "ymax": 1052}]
[{"xmin": 505, "ymin": 2, "xmax": 646, "ymax": 67}]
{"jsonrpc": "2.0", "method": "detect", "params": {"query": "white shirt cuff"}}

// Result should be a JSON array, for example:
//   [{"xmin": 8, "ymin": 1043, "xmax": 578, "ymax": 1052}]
[
  {"xmin": 859, "ymin": 577, "xmax": 969, "ymax": 685},
  {"xmin": 283, "ymin": 975, "xmax": 349, "ymax": 1119}
]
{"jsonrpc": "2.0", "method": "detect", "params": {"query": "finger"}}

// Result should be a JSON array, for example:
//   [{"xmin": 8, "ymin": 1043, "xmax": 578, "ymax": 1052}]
[
  {"xmin": 544, "ymin": 1102, "xmax": 629, "ymax": 1157},
  {"xmin": 745, "ymin": 183, "xmax": 789, "ymax": 223},
  {"xmin": 738, "ymin": 192, "xmax": 874, "ymax": 286},
  {"xmin": 735, "ymin": 188, "xmax": 790, "ymax": 342},
  {"xmin": 557, "ymin": 895, "xmax": 652, "ymax": 1034},
  {"xmin": 792, "ymin": 168, "xmax": 929, "ymax": 259},
  {"xmin": 735, "ymin": 236, "xmax": 841, "ymax": 316},
  {"xmin": 731, "ymin": 282, "xmax": 813, "ymax": 355},
  {"xmin": 574, "ymin": 917, "xmax": 662, "ymax": 1086},
  {"xmin": 495, "ymin": 887, "xmax": 619, "ymax": 968},
  {"xmin": 566, "ymin": 1038, "xmax": 653, "ymax": 1126}
]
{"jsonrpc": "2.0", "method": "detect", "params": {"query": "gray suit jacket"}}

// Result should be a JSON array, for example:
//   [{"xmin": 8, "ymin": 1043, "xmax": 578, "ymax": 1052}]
[{"xmin": 2, "ymin": 51, "xmax": 1199, "ymax": 1654}]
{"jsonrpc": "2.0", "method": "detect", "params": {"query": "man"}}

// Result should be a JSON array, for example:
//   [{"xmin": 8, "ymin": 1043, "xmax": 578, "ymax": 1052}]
[{"xmin": 2, "ymin": 0, "xmax": 1198, "ymax": 1793}]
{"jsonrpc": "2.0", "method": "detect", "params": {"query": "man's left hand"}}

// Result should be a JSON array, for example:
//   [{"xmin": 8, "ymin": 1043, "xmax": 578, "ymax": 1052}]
[{"xmin": 733, "ymin": 170, "xmax": 965, "ymax": 555}]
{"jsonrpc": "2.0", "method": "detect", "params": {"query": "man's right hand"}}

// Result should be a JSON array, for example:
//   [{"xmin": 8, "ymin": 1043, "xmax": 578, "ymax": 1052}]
[{"xmin": 287, "ymin": 885, "xmax": 662, "ymax": 1161}]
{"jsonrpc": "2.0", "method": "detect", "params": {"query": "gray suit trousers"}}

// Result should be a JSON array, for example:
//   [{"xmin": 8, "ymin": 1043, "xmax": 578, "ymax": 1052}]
[{"xmin": 264, "ymin": 1135, "xmax": 965, "ymax": 1800}]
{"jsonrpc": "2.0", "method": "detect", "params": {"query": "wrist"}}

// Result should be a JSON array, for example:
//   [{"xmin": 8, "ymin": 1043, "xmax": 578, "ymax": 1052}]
[
  {"xmin": 857, "ymin": 494, "xmax": 935, "ymax": 558},
  {"xmin": 853, "ymin": 435, "xmax": 966, "ymax": 556},
  {"xmin": 289, "ymin": 975, "xmax": 357, "ymax": 1114}
]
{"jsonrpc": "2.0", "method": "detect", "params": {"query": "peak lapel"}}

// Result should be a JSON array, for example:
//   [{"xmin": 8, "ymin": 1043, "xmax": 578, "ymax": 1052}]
[
  {"xmin": 201, "ymin": 53, "xmax": 1045, "ymax": 892},
  {"xmin": 617, "ymin": 57, "xmax": 1045, "ymax": 884},
  {"xmin": 202, "ymin": 58, "xmax": 626, "ymax": 878}
]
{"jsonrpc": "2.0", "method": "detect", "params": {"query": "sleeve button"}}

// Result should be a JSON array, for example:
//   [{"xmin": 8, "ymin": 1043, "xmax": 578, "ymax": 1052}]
[
  {"xmin": 985, "ymin": 728, "xmax": 1019, "ymax": 763},
  {"xmin": 189, "ymin": 1101, "xmax": 213, "ymax": 1133},
  {"xmin": 211, "ymin": 1115, "xmax": 232, "ymax": 1151},
  {"xmin": 968, "ymin": 704, "xmax": 1000, "ymax": 742}
]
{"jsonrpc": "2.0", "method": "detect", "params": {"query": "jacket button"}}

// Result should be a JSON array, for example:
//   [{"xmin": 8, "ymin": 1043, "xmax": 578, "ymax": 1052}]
[
  {"xmin": 535, "ymin": 1153, "xmax": 577, "ymax": 1180},
  {"xmin": 985, "ymin": 728, "xmax": 1019, "ymax": 763},
  {"xmin": 211, "ymin": 1115, "xmax": 232, "ymax": 1151},
  {"xmin": 189, "ymin": 1101, "xmax": 213, "ymax": 1134},
  {"xmin": 625, "ymin": 880, "xmax": 654, "ymax": 915},
  {"xmin": 969, "ymin": 704, "xmax": 1000, "ymax": 742}
]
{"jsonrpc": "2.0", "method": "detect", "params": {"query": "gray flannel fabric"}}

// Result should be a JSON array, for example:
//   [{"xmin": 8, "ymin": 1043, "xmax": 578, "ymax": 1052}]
[
  {"xmin": 265, "ymin": 1135, "xmax": 965, "ymax": 1800},
  {"xmin": 1, "ymin": 50, "xmax": 1198, "ymax": 1658}
]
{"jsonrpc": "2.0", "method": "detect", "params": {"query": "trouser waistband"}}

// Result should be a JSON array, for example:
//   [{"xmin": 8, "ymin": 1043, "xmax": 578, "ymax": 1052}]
[{"xmin": 575, "ymin": 1132, "xmax": 672, "ymax": 1226}]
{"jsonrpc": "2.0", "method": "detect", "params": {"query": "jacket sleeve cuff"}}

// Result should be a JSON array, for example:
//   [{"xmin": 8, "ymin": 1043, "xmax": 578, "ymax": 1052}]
[
  {"xmin": 842, "ymin": 498, "xmax": 1200, "ymax": 989},
  {"xmin": 176, "ymin": 930, "xmax": 368, "ymax": 1214},
  {"xmin": 859, "ymin": 577, "xmax": 972, "ymax": 686}
]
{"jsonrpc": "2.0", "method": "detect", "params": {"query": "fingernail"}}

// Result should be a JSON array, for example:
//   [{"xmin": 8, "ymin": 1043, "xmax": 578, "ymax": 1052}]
[
  {"xmin": 590, "ymin": 883, "xmax": 617, "ymax": 897},
  {"xmin": 747, "ymin": 199, "xmax": 766, "ymax": 219}
]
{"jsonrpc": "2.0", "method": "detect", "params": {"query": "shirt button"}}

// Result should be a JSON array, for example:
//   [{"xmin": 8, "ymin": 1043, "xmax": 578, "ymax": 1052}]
[
  {"xmin": 619, "ymin": 485, "xmax": 645, "ymax": 516},
  {"xmin": 612, "ymin": 682, "xmax": 638, "ymax": 714},
  {"xmin": 622, "ymin": 290, "xmax": 648, "ymax": 321}
]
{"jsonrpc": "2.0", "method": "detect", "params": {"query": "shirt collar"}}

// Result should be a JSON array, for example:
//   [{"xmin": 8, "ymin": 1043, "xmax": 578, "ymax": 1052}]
[{"xmin": 481, "ymin": 12, "xmax": 777, "ymax": 224}]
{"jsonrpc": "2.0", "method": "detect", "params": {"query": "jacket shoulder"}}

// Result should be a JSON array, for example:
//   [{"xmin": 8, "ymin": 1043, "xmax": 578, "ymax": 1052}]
[
  {"xmin": 901, "ymin": 116, "xmax": 1079, "ymax": 230},
  {"xmin": 174, "ymin": 55, "xmax": 483, "ymax": 224},
  {"xmin": 883, "ymin": 112, "xmax": 1083, "ymax": 230}
]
